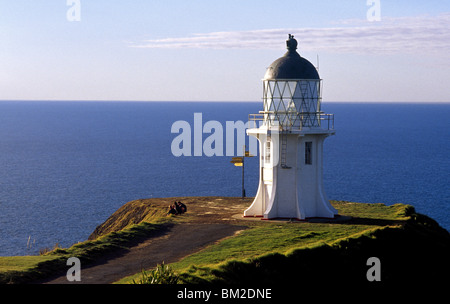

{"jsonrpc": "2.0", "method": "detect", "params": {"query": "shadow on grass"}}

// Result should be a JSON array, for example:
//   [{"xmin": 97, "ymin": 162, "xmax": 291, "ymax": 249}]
[{"xmin": 341, "ymin": 217, "xmax": 406, "ymax": 226}]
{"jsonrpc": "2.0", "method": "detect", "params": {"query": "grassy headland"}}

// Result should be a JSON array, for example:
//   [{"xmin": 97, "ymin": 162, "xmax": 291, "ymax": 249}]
[
  {"xmin": 1, "ymin": 197, "xmax": 449, "ymax": 285},
  {"xmin": 93, "ymin": 197, "xmax": 450, "ymax": 285}
]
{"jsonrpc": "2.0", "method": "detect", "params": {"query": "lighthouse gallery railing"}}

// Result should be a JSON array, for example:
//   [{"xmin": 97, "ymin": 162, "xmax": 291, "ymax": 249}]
[{"xmin": 248, "ymin": 112, "xmax": 334, "ymax": 131}]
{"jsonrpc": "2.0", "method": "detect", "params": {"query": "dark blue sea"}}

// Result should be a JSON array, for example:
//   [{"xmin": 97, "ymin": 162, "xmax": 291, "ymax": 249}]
[{"xmin": 0, "ymin": 101, "xmax": 448, "ymax": 256}]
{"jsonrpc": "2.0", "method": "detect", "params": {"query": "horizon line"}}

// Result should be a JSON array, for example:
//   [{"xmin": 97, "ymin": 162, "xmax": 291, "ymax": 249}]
[{"xmin": 0, "ymin": 99, "xmax": 449, "ymax": 104}]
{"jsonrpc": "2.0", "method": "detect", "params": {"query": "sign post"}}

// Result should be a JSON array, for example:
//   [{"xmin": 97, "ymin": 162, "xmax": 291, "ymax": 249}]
[{"xmin": 230, "ymin": 146, "xmax": 254, "ymax": 199}]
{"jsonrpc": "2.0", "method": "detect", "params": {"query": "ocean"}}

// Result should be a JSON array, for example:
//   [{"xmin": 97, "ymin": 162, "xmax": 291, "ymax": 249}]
[{"xmin": 0, "ymin": 101, "xmax": 448, "ymax": 256}]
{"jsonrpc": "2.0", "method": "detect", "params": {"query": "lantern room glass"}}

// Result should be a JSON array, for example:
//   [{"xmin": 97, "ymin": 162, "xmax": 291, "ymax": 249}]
[{"xmin": 262, "ymin": 79, "xmax": 322, "ymax": 130}]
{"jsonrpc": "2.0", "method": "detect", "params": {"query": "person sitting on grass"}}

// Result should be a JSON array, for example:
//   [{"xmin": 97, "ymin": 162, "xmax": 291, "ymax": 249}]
[
  {"xmin": 167, "ymin": 205, "xmax": 178, "ymax": 215},
  {"xmin": 175, "ymin": 201, "xmax": 183, "ymax": 214},
  {"xmin": 177, "ymin": 201, "xmax": 187, "ymax": 213}
]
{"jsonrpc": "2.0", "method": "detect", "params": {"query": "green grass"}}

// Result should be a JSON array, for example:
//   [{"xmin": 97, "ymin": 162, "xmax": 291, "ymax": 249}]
[
  {"xmin": 3, "ymin": 199, "xmax": 448, "ymax": 285},
  {"xmin": 173, "ymin": 202, "xmax": 449, "ymax": 285},
  {"xmin": 0, "ymin": 256, "xmax": 56, "ymax": 273},
  {"xmin": 172, "ymin": 202, "xmax": 411, "ymax": 270},
  {"xmin": 88, "ymin": 199, "xmax": 171, "ymax": 240},
  {"xmin": 0, "ymin": 199, "xmax": 174, "ymax": 284},
  {"xmin": 0, "ymin": 221, "xmax": 172, "ymax": 284},
  {"xmin": 118, "ymin": 201, "xmax": 418, "ymax": 284},
  {"xmin": 172, "ymin": 226, "xmax": 347, "ymax": 269}
]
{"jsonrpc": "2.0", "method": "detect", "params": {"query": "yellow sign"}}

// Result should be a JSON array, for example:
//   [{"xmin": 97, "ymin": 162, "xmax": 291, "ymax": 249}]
[{"xmin": 230, "ymin": 157, "xmax": 243, "ymax": 166}]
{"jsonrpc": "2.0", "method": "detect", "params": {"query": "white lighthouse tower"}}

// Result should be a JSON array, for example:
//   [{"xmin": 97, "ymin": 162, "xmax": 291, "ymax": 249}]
[{"xmin": 244, "ymin": 35, "xmax": 337, "ymax": 220}]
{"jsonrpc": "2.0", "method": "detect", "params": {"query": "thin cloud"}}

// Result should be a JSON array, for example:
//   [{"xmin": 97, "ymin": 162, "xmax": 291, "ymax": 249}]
[{"xmin": 130, "ymin": 13, "xmax": 450, "ymax": 55}]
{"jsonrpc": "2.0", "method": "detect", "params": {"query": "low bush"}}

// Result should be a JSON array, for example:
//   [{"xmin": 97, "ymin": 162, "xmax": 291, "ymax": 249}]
[{"xmin": 132, "ymin": 262, "xmax": 179, "ymax": 284}]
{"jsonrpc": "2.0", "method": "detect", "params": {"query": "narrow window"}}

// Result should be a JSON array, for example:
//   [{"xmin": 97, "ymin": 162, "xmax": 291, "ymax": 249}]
[
  {"xmin": 305, "ymin": 141, "xmax": 312, "ymax": 165},
  {"xmin": 265, "ymin": 140, "xmax": 271, "ymax": 163}
]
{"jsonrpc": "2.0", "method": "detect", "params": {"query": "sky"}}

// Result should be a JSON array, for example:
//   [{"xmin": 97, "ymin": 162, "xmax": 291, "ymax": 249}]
[{"xmin": 0, "ymin": 0, "xmax": 449, "ymax": 102}]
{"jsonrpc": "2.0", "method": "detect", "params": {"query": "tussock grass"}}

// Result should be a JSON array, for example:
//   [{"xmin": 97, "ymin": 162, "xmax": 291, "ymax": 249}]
[{"xmin": 131, "ymin": 262, "xmax": 179, "ymax": 284}]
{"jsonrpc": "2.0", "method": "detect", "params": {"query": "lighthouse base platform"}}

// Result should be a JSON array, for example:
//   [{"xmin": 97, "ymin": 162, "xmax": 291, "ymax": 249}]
[{"xmin": 235, "ymin": 214, "xmax": 352, "ymax": 223}]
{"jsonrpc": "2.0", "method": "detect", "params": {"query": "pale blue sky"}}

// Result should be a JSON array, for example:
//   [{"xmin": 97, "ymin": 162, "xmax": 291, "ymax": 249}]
[{"xmin": 1, "ymin": 0, "xmax": 449, "ymax": 102}]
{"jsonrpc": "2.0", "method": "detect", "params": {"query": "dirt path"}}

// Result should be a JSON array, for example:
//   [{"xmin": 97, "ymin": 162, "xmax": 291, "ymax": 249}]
[{"xmin": 39, "ymin": 222, "xmax": 246, "ymax": 284}]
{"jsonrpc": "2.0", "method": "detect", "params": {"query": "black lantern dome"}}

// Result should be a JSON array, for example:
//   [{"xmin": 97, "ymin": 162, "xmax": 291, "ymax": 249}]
[{"xmin": 264, "ymin": 34, "xmax": 319, "ymax": 80}]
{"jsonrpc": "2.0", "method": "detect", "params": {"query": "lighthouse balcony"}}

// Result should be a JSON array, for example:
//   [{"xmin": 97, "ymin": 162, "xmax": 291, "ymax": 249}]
[{"xmin": 248, "ymin": 111, "xmax": 334, "ymax": 133}]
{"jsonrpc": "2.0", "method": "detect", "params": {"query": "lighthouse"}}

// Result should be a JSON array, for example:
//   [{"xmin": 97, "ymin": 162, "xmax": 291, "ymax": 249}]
[{"xmin": 244, "ymin": 34, "xmax": 337, "ymax": 220}]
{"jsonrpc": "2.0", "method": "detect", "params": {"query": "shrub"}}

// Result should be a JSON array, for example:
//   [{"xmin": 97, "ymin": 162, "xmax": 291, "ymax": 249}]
[{"xmin": 132, "ymin": 262, "xmax": 179, "ymax": 284}]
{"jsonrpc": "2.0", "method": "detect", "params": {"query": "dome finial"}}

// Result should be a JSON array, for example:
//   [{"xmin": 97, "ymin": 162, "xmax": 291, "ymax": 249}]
[{"xmin": 286, "ymin": 34, "xmax": 298, "ymax": 52}]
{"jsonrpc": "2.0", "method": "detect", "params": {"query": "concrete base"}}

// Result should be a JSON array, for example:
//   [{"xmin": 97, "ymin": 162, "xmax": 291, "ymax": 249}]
[{"xmin": 235, "ymin": 214, "xmax": 352, "ymax": 223}]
